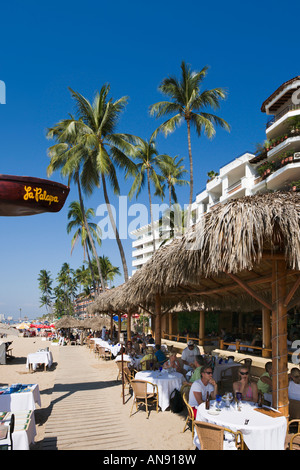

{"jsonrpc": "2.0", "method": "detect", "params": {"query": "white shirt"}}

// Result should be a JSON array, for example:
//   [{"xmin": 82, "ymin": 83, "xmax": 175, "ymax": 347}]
[
  {"xmin": 181, "ymin": 346, "xmax": 200, "ymax": 365},
  {"xmin": 288, "ymin": 381, "xmax": 300, "ymax": 401},
  {"xmin": 189, "ymin": 379, "xmax": 214, "ymax": 408}
]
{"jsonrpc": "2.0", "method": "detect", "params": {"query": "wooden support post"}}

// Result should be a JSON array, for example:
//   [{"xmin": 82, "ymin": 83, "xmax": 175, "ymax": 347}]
[
  {"xmin": 262, "ymin": 307, "xmax": 271, "ymax": 358},
  {"xmin": 118, "ymin": 314, "xmax": 121, "ymax": 342},
  {"xmin": 110, "ymin": 314, "xmax": 113, "ymax": 340},
  {"xmin": 168, "ymin": 312, "xmax": 173, "ymax": 339},
  {"xmin": 127, "ymin": 312, "xmax": 132, "ymax": 341},
  {"xmin": 155, "ymin": 294, "xmax": 162, "ymax": 346},
  {"xmin": 272, "ymin": 260, "xmax": 289, "ymax": 417},
  {"xmin": 199, "ymin": 310, "xmax": 205, "ymax": 346}
]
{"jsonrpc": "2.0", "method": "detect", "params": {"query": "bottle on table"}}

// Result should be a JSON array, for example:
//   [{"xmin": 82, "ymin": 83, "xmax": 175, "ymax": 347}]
[{"xmin": 205, "ymin": 391, "xmax": 210, "ymax": 410}]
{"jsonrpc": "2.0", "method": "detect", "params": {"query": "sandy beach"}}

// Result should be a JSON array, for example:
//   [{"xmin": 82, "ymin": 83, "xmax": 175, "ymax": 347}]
[{"xmin": 0, "ymin": 335, "xmax": 194, "ymax": 450}]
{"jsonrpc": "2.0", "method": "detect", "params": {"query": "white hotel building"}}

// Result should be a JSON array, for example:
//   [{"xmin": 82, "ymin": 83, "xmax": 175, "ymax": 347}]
[{"xmin": 130, "ymin": 77, "xmax": 300, "ymax": 275}]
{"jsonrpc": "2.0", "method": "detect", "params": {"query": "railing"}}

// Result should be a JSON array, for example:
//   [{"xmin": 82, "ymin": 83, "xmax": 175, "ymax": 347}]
[
  {"xmin": 219, "ymin": 339, "xmax": 297, "ymax": 361},
  {"xmin": 266, "ymin": 104, "xmax": 300, "ymax": 129},
  {"xmin": 162, "ymin": 331, "xmax": 220, "ymax": 346},
  {"xmin": 225, "ymin": 179, "xmax": 243, "ymax": 195},
  {"xmin": 162, "ymin": 335, "xmax": 298, "ymax": 361}
]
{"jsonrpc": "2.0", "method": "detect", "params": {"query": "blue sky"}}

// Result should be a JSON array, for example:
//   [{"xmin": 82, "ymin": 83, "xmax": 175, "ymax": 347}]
[{"xmin": 0, "ymin": 0, "xmax": 299, "ymax": 320}]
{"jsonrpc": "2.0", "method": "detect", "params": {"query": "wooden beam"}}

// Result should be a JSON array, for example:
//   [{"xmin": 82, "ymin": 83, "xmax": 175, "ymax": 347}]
[
  {"xmin": 166, "ymin": 273, "xmax": 274, "ymax": 298},
  {"xmin": 225, "ymin": 272, "xmax": 272, "ymax": 310},
  {"xmin": 284, "ymin": 276, "xmax": 300, "ymax": 307},
  {"xmin": 137, "ymin": 304, "xmax": 154, "ymax": 316}
]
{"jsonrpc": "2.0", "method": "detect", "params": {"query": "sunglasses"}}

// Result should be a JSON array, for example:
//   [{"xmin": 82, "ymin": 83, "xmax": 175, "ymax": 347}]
[
  {"xmin": 204, "ymin": 371, "xmax": 213, "ymax": 375},
  {"xmin": 239, "ymin": 371, "xmax": 249, "ymax": 376}
]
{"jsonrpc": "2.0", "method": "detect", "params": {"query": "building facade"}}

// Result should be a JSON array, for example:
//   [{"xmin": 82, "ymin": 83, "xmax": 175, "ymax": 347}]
[{"xmin": 130, "ymin": 77, "xmax": 300, "ymax": 275}]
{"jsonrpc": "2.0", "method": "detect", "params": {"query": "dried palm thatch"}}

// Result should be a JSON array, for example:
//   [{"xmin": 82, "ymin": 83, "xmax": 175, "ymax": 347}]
[
  {"xmin": 89, "ymin": 191, "xmax": 300, "ymax": 313},
  {"xmin": 55, "ymin": 316, "xmax": 83, "ymax": 329},
  {"xmin": 86, "ymin": 315, "xmax": 111, "ymax": 331}
]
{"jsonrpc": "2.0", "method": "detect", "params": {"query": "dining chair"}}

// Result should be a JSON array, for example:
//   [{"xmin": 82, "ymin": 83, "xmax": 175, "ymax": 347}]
[
  {"xmin": 194, "ymin": 420, "xmax": 245, "ymax": 450},
  {"xmin": 0, "ymin": 414, "xmax": 15, "ymax": 450},
  {"xmin": 237, "ymin": 358, "xmax": 253, "ymax": 368},
  {"xmin": 181, "ymin": 385, "xmax": 195, "ymax": 437},
  {"xmin": 286, "ymin": 419, "xmax": 300, "ymax": 450},
  {"xmin": 130, "ymin": 379, "xmax": 159, "ymax": 418},
  {"xmin": 115, "ymin": 360, "xmax": 132, "ymax": 381},
  {"xmin": 219, "ymin": 366, "xmax": 240, "ymax": 394},
  {"xmin": 289, "ymin": 399, "xmax": 300, "ymax": 420}
]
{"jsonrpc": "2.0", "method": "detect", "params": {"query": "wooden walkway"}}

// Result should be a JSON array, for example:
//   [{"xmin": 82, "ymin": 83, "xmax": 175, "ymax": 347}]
[{"xmin": 42, "ymin": 346, "xmax": 141, "ymax": 450}]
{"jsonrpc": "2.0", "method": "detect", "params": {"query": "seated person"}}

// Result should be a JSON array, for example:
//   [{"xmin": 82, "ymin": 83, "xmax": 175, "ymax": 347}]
[
  {"xmin": 257, "ymin": 361, "xmax": 273, "ymax": 395},
  {"xmin": 233, "ymin": 366, "xmax": 258, "ymax": 402},
  {"xmin": 163, "ymin": 352, "xmax": 183, "ymax": 373},
  {"xmin": 139, "ymin": 353, "xmax": 157, "ymax": 371},
  {"xmin": 147, "ymin": 334, "xmax": 155, "ymax": 345},
  {"xmin": 288, "ymin": 368, "xmax": 300, "ymax": 401},
  {"xmin": 189, "ymin": 355, "xmax": 205, "ymax": 383},
  {"xmin": 154, "ymin": 344, "xmax": 167, "ymax": 366},
  {"xmin": 181, "ymin": 340, "xmax": 200, "ymax": 372},
  {"xmin": 125, "ymin": 340, "xmax": 135, "ymax": 356},
  {"xmin": 188, "ymin": 366, "xmax": 218, "ymax": 418}
]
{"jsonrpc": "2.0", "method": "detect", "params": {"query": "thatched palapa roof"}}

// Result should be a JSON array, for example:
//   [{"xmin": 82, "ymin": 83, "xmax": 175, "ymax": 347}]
[
  {"xmin": 55, "ymin": 316, "xmax": 83, "ymax": 329},
  {"xmin": 90, "ymin": 191, "xmax": 300, "ymax": 313}
]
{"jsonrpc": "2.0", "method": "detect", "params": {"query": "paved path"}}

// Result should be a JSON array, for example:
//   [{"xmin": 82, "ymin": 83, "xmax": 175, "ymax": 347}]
[{"xmin": 42, "ymin": 346, "xmax": 141, "ymax": 450}]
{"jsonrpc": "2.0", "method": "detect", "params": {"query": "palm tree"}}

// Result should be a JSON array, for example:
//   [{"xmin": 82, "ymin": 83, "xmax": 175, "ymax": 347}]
[
  {"xmin": 38, "ymin": 269, "xmax": 53, "ymax": 313},
  {"xmin": 48, "ymin": 85, "xmax": 137, "ymax": 282},
  {"xmin": 47, "ymin": 118, "xmax": 106, "ymax": 293},
  {"xmin": 150, "ymin": 61, "xmax": 230, "ymax": 225},
  {"xmin": 56, "ymin": 263, "xmax": 76, "ymax": 316},
  {"xmin": 157, "ymin": 154, "xmax": 189, "ymax": 207},
  {"xmin": 91, "ymin": 255, "xmax": 121, "ymax": 288},
  {"xmin": 67, "ymin": 201, "xmax": 101, "ymax": 292},
  {"xmin": 127, "ymin": 132, "xmax": 165, "ymax": 252}
]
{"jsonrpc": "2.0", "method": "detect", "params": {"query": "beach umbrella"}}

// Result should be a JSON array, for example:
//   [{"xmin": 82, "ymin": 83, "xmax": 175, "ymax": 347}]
[
  {"xmin": 15, "ymin": 322, "xmax": 30, "ymax": 330},
  {"xmin": 0, "ymin": 323, "xmax": 19, "ymax": 336}
]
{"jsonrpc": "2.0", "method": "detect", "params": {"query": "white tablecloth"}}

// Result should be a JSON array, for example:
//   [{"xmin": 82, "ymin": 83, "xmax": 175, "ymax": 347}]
[
  {"xmin": 0, "ymin": 384, "xmax": 41, "ymax": 412},
  {"xmin": 194, "ymin": 401, "xmax": 287, "ymax": 450},
  {"xmin": 135, "ymin": 370, "xmax": 184, "ymax": 411},
  {"xmin": 115, "ymin": 354, "xmax": 143, "ymax": 369},
  {"xmin": 1, "ymin": 411, "xmax": 36, "ymax": 450},
  {"xmin": 26, "ymin": 351, "xmax": 53, "ymax": 370},
  {"xmin": 92, "ymin": 339, "xmax": 121, "ymax": 357},
  {"xmin": 213, "ymin": 362, "xmax": 240, "ymax": 382}
]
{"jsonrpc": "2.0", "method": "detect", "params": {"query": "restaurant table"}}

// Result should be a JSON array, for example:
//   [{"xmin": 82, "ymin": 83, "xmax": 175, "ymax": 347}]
[
  {"xmin": 135, "ymin": 370, "xmax": 184, "ymax": 411},
  {"xmin": 115, "ymin": 354, "xmax": 143, "ymax": 369},
  {"xmin": 194, "ymin": 400, "xmax": 287, "ymax": 450},
  {"xmin": 213, "ymin": 361, "xmax": 240, "ymax": 382},
  {"xmin": 92, "ymin": 338, "xmax": 121, "ymax": 357},
  {"xmin": 0, "ymin": 384, "xmax": 41, "ymax": 412},
  {"xmin": 26, "ymin": 350, "xmax": 53, "ymax": 371},
  {"xmin": 0, "ymin": 411, "xmax": 36, "ymax": 450}
]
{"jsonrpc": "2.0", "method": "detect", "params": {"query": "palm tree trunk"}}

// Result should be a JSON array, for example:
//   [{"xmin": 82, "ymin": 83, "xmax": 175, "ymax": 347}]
[
  {"xmin": 77, "ymin": 178, "xmax": 106, "ymax": 293},
  {"xmin": 147, "ymin": 168, "xmax": 156, "ymax": 252},
  {"xmin": 186, "ymin": 119, "xmax": 193, "ymax": 228},
  {"xmin": 168, "ymin": 183, "xmax": 172, "ymax": 208},
  {"xmin": 101, "ymin": 174, "xmax": 129, "ymax": 282},
  {"xmin": 85, "ymin": 240, "xmax": 97, "ymax": 293}
]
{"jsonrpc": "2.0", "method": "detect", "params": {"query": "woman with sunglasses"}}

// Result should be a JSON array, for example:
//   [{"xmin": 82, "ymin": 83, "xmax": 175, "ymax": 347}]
[{"xmin": 233, "ymin": 367, "xmax": 258, "ymax": 403}]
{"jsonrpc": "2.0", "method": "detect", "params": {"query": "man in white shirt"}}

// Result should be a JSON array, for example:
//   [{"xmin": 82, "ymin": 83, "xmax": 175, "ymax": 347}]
[
  {"xmin": 188, "ymin": 365, "xmax": 218, "ymax": 411},
  {"xmin": 101, "ymin": 326, "xmax": 107, "ymax": 340},
  {"xmin": 181, "ymin": 340, "xmax": 200, "ymax": 372},
  {"xmin": 289, "ymin": 368, "xmax": 300, "ymax": 401}
]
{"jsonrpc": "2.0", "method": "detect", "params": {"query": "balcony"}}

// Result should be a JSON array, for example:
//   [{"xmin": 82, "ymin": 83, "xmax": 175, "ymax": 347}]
[
  {"xmin": 266, "ymin": 104, "xmax": 300, "ymax": 129},
  {"xmin": 254, "ymin": 158, "xmax": 300, "ymax": 190}
]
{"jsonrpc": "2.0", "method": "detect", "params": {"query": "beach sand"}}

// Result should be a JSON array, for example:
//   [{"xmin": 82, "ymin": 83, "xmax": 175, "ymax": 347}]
[{"xmin": 0, "ymin": 335, "xmax": 194, "ymax": 451}]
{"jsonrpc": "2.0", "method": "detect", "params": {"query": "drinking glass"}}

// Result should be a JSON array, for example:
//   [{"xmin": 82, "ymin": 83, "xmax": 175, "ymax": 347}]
[{"xmin": 216, "ymin": 394, "xmax": 222, "ymax": 410}]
